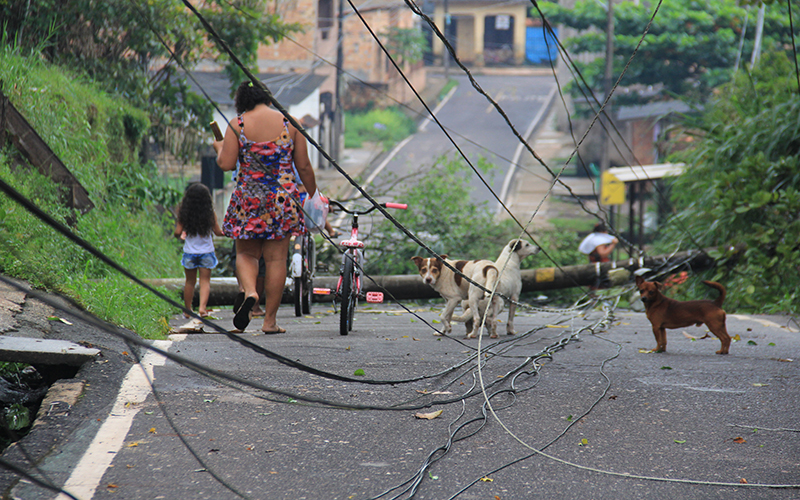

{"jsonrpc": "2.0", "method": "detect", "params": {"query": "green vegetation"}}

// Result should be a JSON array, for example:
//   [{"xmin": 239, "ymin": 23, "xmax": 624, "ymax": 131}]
[
  {"xmin": 381, "ymin": 26, "xmax": 429, "ymax": 67},
  {"xmin": 359, "ymin": 154, "xmax": 517, "ymax": 276},
  {"xmin": 344, "ymin": 107, "xmax": 417, "ymax": 149},
  {"xmin": 438, "ymin": 78, "xmax": 459, "ymax": 101},
  {"xmin": 0, "ymin": 48, "xmax": 184, "ymax": 339},
  {"xmin": 657, "ymin": 53, "xmax": 800, "ymax": 314},
  {"xmin": 1, "ymin": 0, "xmax": 300, "ymax": 163},
  {"xmin": 539, "ymin": 0, "xmax": 798, "ymax": 104}
]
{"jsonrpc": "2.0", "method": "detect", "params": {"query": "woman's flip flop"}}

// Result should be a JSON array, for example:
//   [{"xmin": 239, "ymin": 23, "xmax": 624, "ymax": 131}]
[
  {"xmin": 261, "ymin": 326, "xmax": 286, "ymax": 334},
  {"xmin": 233, "ymin": 296, "xmax": 257, "ymax": 331},
  {"xmin": 232, "ymin": 292, "xmax": 245, "ymax": 314}
]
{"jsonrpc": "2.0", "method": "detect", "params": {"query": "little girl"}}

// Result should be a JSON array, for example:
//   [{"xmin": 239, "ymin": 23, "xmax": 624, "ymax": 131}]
[{"xmin": 174, "ymin": 183, "xmax": 224, "ymax": 318}]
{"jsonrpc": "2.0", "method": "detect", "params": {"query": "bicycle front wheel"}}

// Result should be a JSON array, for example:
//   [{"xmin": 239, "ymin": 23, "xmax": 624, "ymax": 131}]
[{"xmin": 339, "ymin": 253, "xmax": 357, "ymax": 336}]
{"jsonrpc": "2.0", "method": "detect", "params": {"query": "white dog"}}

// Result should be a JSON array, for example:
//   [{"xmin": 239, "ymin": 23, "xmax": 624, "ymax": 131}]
[
  {"xmin": 455, "ymin": 239, "xmax": 539, "ymax": 338},
  {"xmin": 411, "ymin": 255, "xmax": 498, "ymax": 336}
]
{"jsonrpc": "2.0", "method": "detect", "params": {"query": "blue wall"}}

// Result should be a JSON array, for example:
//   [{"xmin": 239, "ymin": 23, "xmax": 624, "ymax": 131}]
[{"xmin": 526, "ymin": 26, "xmax": 559, "ymax": 64}]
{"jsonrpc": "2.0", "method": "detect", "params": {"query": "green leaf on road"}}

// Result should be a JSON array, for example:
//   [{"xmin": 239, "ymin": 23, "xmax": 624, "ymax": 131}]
[
  {"xmin": 354, "ymin": 369, "xmax": 365, "ymax": 376},
  {"xmin": 661, "ymin": 366, "xmax": 672, "ymax": 370},
  {"xmin": 674, "ymin": 439, "xmax": 686, "ymax": 444}
]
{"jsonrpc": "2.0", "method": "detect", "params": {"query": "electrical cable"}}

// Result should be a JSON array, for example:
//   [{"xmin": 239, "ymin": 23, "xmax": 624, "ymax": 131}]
[
  {"xmin": 788, "ymin": 0, "xmax": 800, "ymax": 93},
  {"xmin": 181, "ymin": 0, "xmax": 554, "ymax": 312},
  {"xmin": 0, "ymin": 456, "xmax": 80, "ymax": 500},
  {"xmin": 529, "ymin": 0, "xmax": 723, "ymax": 259},
  {"xmin": 374, "ymin": 309, "xmax": 611, "ymax": 499},
  {"xmin": 0, "ymin": 178, "xmax": 511, "ymax": 390},
  {"xmin": 4, "ymin": 3, "xmax": 794, "ymax": 498},
  {"xmin": 0, "ymin": 273, "xmax": 532, "ymax": 414},
  {"xmin": 125, "ymin": 338, "xmax": 253, "ymax": 499},
  {"xmin": 401, "ymin": 0, "xmax": 690, "ymax": 295}
]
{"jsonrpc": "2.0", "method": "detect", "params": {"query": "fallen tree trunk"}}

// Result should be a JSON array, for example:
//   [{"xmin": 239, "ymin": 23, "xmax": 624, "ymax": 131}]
[{"xmin": 146, "ymin": 246, "xmax": 741, "ymax": 307}]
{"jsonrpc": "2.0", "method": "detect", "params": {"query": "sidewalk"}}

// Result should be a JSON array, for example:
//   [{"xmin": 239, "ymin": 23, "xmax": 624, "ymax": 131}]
[
  {"xmin": 504, "ymin": 104, "xmax": 598, "ymax": 228},
  {"xmin": 315, "ymin": 145, "xmax": 385, "ymax": 201}
]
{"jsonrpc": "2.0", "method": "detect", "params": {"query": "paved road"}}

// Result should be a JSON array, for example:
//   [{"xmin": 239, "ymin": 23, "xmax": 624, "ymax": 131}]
[
  {"xmin": 3, "ymin": 279, "xmax": 799, "ymax": 500},
  {"xmin": 365, "ymin": 72, "xmax": 556, "ymax": 209}
]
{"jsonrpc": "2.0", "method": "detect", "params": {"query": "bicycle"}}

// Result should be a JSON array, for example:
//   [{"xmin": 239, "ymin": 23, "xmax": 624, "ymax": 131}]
[
  {"xmin": 289, "ymin": 232, "xmax": 315, "ymax": 316},
  {"xmin": 314, "ymin": 200, "xmax": 407, "ymax": 335}
]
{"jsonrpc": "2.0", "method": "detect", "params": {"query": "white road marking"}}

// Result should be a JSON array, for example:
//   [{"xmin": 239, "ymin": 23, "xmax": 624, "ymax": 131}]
[
  {"xmin": 54, "ymin": 340, "xmax": 173, "ymax": 500},
  {"xmin": 731, "ymin": 314, "xmax": 799, "ymax": 333},
  {"xmin": 497, "ymin": 86, "xmax": 558, "ymax": 215}
]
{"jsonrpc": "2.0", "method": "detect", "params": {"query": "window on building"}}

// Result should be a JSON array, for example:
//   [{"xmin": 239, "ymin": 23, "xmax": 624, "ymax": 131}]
[{"xmin": 319, "ymin": 0, "xmax": 334, "ymax": 40}]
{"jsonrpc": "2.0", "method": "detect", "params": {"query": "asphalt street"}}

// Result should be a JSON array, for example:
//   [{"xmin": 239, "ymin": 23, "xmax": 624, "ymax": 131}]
[
  {"xmin": 363, "ymin": 72, "xmax": 557, "ymax": 209},
  {"xmin": 2, "ymin": 279, "xmax": 799, "ymax": 500}
]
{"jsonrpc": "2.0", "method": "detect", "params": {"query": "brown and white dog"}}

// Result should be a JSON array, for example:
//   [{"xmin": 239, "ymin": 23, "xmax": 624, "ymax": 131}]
[
  {"xmin": 454, "ymin": 239, "xmax": 540, "ymax": 338},
  {"xmin": 635, "ymin": 275, "xmax": 731, "ymax": 354},
  {"xmin": 410, "ymin": 255, "xmax": 498, "ymax": 336}
]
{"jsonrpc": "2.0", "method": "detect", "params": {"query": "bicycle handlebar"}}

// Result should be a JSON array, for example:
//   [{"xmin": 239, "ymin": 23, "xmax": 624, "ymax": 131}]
[{"xmin": 328, "ymin": 200, "xmax": 407, "ymax": 215}]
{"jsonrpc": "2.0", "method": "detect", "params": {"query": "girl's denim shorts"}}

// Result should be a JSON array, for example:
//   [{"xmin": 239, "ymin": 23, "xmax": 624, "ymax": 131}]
[{"xmin": 182, "ymin": 252, "xmax": 218, "ymax": 270}]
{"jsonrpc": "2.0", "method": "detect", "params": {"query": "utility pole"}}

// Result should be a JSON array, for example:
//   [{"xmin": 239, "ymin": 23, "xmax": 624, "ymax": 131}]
[
  {"xmin": 751, "ymin": 2, "xmax": 766, "ymax": 67},
  {"xmin": 600, "ymin": 0, "xmax": 615, "ymax": 232},
  {"xmin": 600, "ymin": 0, "xmax": 614, "ymax": 174},
  {"xmin": 333, "ymin": 0, "xmax": 345, "ymax": 165},
  {"xmin": 443, "ymin": 0, "xmax": 450, "ymax": 79}
]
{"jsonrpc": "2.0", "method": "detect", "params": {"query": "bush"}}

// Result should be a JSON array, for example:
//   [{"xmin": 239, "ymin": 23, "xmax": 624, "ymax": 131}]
[
  {"xmin": 659, "ymin": 53, "xmax": 800, "ymax": 314},
  {"xmin": 344, "ymin": 107, "xmax": 416, "ymax": 149}
]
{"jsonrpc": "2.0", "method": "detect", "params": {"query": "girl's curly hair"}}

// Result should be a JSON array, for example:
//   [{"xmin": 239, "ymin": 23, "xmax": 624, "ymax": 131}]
[
  {"xmin": 178, "ymin": 183, "xmax": 215, "ymax": 237},
  {"xmin": 234, "ymin": 81, "xmax": 272, "ymax": 114}
]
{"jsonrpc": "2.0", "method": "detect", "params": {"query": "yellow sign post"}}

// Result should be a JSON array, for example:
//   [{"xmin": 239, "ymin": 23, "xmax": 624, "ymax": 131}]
[{"xmin": 600, "ymin": 171, "xmax": 625, "ymax": 205}]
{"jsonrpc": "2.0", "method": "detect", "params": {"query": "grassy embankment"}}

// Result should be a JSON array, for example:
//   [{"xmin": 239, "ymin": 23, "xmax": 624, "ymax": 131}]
[{"xmin": 0, "ymin": 50, "xmax": 185, "ymax": 339}]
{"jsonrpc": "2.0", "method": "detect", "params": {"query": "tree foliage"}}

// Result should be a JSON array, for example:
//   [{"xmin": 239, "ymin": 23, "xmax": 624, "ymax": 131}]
[
  {"xmin": 381, "ymin": 26, "xmax": 429, "ymax": 67},
  {"xmin": 661, "ymin": 53, "xmax": 800, "ymax": 313},
  {"xmin": 0, "ymin": 0, "xmax": 301, "ymax": 161},
  {"xmin": 537, "ymin": 0, "xmax": 800, "ymax": 103}
]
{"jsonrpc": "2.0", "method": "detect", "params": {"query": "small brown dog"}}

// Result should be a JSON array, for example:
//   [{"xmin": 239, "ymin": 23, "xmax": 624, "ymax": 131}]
[{"xmin": 635, "ymin": 275, "xmax": 731, "ymax": 354}]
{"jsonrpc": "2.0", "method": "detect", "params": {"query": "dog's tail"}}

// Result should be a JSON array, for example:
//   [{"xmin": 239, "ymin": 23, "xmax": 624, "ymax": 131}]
[
  {"xmin": 482, "ymin": 264, "xmax": 500, "ymax": 299},
  {"xmin": 702, "ymin": 280, "xmax": 726, "ymax": 307}
]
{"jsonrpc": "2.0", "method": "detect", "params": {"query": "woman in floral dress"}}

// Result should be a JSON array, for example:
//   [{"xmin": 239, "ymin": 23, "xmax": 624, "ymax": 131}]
[{"xmin": 213, "ymin": 81, "xmax": 317, "ymax": 333}]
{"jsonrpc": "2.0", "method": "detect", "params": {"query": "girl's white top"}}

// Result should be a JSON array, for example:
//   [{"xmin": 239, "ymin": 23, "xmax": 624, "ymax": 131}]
[{"xmin": 184, "ymin": 233, "xmax": 214, "ymax": 254}]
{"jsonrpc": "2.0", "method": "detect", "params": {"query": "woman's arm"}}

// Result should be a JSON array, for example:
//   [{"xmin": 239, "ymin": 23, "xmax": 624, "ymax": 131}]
[
  {"xmin": 213, "ymin": 118, "xmax": 240, "ymax": 172},
  {"xmin": 292, "ymin": 128, "xmax": 317, "ymax": 196}
]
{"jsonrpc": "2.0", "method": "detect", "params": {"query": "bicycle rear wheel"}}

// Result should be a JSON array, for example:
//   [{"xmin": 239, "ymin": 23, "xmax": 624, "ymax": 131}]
[
  {"xmin": 293, "ymin": 277, "xmax": 304, "ymax": 317},
  {"xmin": 339, "ymin": 254, "xmax": 357, "ymax": 336},
  {"xmin": 302, "ymin": 237, "xmax": 315, "ymax": 315}
]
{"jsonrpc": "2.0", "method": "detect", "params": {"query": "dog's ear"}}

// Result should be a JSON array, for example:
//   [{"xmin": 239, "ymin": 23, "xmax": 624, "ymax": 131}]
[
  {"xmin": 635, "ymin": 275, "xmax": 645, "ymax": 286},
  {"xmin": 655, "ymin": 281, "xmax": 664, "ymax": 291},
  {"xmin": 512, "ymin": 239, "xmax": 523, "ymax": 252},
  {"xmin": 411, "ymin": 256, "xmax": 423, "ymax": 267},
  {"xmin": 438, "ymin": 254, "xmax": 448, "ymax": 261}
]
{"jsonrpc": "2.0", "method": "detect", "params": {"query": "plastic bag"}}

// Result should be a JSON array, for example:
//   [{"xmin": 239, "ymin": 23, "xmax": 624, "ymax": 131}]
[{"xmin": 303, "ymin": 189, "xmax": 329, "ymax": 233}]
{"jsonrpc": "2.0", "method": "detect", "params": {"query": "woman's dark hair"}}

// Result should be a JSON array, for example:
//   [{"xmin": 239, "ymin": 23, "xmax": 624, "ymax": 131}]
[
  {"xmin": 593, "ymin": 222, "xmax": 608, "ymax": 233},
  {"xmin": 234, "ymin": 81, "xmax": 272, "ymax": 114},
  {"xmin": 179, "ymin": 183, "xmax": 215, "ymax": 237}
]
